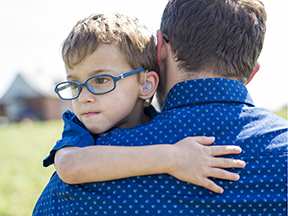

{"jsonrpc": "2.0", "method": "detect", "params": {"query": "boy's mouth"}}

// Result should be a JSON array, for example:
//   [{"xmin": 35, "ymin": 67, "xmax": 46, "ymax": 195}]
[{"xmin": 83, "ymin": 112, "xmax": 99, "ymax": 118}]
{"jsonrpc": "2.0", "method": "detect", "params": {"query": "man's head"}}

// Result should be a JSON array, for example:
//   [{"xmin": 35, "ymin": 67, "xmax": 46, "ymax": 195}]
[{"xmin": 159, "ymin": 0, "xmax": 267, "ymax": 84}]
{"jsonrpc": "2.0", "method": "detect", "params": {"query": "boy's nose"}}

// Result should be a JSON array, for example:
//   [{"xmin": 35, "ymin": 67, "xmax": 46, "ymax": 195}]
[{"xmin": 78, "ymin": 86, "xmax": 96, "ymax": 104}]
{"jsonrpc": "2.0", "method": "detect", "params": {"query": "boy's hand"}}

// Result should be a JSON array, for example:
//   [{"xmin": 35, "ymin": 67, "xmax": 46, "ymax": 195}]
[{"xmin": 168, "ymin": 136, "xmax": 245, "ymax": 193}]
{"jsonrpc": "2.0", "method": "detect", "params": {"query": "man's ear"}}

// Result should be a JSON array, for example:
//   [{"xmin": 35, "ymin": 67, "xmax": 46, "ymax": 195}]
[
  {"xmin": 156, "ymin": 30, "xmax": 166, "ymax": 69},
  {"xmin": 139, "ymin": 71, "xmax": 159, "ymax": 100},
  {"xmin": 246, "ymin": 62, "xmax": 260, "ymax": 85}
]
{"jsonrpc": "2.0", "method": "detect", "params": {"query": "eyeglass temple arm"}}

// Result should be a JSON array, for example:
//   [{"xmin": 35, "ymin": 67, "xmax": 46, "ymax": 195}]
[
  {"xmin": 120, "ymin": 67, "xmax": 145, "ymax": 79},
  {"xmin": 162, "ymin": 33, "xmax": 169, "ymax": 43}
]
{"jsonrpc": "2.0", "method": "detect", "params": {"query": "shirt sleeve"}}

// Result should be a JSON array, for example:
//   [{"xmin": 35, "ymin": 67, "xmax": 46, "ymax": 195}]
[{"xmin": 43, "ymin": 110, "xmax": 97, "ymax": 167}]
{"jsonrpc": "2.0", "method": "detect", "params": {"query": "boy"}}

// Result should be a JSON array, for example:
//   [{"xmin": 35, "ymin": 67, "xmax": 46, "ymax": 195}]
[{"xmin": 33, "ymin": 13, "xmax": 245, "ymax": 215}]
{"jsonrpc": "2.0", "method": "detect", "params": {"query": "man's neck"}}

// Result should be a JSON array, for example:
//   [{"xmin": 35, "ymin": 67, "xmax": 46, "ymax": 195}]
[{"xmin": 163, "ymin": 68, "xmax": 240, "ymax": 98}]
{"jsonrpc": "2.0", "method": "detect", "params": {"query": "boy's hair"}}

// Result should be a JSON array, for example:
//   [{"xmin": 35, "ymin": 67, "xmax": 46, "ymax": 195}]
[
  {"xmin": 62, "ymin": 13, "xmax": 157, "ymax": 72},
  {"xmin": 160, "ymin": 0, "xmax": 267, "ymax": 83}
]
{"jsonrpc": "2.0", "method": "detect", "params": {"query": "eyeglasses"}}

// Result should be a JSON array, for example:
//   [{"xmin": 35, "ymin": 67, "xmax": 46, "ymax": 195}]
[
  {"xmin": 55, "ymin": 67, "xmax": 145, "ymax": 100},
  {"xmin": 162, "ymin": 32, "xmax": 169, "ymax": 43}
]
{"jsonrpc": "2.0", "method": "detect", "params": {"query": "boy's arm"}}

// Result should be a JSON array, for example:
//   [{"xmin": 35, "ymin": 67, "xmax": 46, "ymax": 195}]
[{"xmin": 55, "ymin": 136, "xmax": 245, "ymax": 194}]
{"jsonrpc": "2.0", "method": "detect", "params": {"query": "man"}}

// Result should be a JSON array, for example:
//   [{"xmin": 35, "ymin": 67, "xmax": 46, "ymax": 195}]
[
  {"xmin": 35, "ymin": 0, "xmax": 287, "ymax": 215},
  {"xmin": 154, "ymin": 1, "xmax": 287, "ymax": 215}
]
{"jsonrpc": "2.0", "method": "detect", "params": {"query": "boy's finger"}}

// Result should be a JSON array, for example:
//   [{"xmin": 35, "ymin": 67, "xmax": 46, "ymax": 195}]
[
  {"xmin": 210, "ymin": 157, "xmax": 246, "ymax": 168},
  {"xmin": 209, "ymin": 145, "xmax": 242, "ymax": 156},
  {"xmin": 199, "ymin": 178, "xmax": 224, "ymax": 194},
  {"xmin": 207, "ymin": 168, "xmax": 241, "ymax": 182},
  {"xmin": 187, "ymin": 136, "xmax": 215, "ymax": 145}
]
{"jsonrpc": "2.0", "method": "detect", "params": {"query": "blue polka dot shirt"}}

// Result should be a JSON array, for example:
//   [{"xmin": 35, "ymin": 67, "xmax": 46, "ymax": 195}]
[{"xmin": 33, "ymin": 78, "xmax": 288, "ymax": 216}]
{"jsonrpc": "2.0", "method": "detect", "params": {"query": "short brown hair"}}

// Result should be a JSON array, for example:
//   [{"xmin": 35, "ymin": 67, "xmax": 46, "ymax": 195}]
[
  {"xmin": 62, "ymin": 13, "xmax": 157, "ymax": 72},
  {"xmin": 161, "ymin": 0, "xmax": 267, "ymax": 83}
]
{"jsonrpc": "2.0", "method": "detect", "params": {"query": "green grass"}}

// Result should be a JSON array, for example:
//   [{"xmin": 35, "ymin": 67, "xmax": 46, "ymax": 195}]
[
  {"xmin": 0, "ymin": 107, "xmax": 286, "ymax": 216},
  {"xmin": 273, "ymin": 105, "xmax": 288, "ymax": 120},
  {"xmin": 0, "ymin": 120, "xmax": 63, "ymax": 216}
]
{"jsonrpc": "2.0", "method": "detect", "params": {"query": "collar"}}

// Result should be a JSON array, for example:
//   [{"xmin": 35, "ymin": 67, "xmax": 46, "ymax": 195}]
[{"xmin": 162, "ymin": 78, "xmax": 255, "ymax": 112}]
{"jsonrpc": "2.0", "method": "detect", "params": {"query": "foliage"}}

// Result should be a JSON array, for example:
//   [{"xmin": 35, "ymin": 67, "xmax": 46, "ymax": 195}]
[{"xmin": 0, "ymin": 120, "xmax": 63, "ymax": 216}]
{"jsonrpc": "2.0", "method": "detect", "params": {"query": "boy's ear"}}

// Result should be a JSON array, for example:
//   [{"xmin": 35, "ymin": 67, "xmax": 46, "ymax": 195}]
[{"xmin": 139, "ymin": 71, "xmax": 159, "ymax": 100}]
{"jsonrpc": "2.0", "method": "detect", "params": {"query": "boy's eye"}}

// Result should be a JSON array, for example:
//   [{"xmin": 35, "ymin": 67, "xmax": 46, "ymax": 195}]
[
  {"xmin": 70, "ymin": 83, "xmax": 78, "ymax": 89},
  {"xmin": 93, "ymin": 76, "xmax": 111, "ymax": 84},
  {"xmin": 96, "ymin": 77, "xmax": 108, "ymax": 84}
]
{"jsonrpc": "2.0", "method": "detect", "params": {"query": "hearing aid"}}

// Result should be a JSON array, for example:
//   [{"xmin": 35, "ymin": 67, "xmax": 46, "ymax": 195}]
[{"xmin": 142, "ymin": 81, "xmax": 152, "ymax": 93}]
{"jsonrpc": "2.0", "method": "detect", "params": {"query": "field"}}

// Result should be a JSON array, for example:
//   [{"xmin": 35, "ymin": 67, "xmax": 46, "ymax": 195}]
[
  {"xmin": 0, "ymin": 108, "xmax": 287, "ymax": 216},
  {"xmin": 274, "ymin": 106, "xmax": 287, "ymax": 120},
  {"xmin": 0, "ymin": 120, "xmax": 63, "ymax": 216}
]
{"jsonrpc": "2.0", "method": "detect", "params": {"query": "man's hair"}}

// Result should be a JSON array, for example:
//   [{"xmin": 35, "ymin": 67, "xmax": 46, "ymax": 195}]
[
  {"xmin": 160, "ymin": 0, "xmax": 267, "ymax": 83},
  {"xmin": 62, "ymin": 13, "xmax": 157, "ymax": 72}
]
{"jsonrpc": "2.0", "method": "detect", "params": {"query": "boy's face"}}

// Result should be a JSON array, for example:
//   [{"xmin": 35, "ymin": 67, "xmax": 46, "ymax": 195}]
[{"xmin": 66, "ymin": 44, "xmax": 144, "ymax": 134}]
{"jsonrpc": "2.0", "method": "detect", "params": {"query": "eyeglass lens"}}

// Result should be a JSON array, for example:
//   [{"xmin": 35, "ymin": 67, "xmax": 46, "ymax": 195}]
[
  {"xmin": 87, "ymin": 75, "xmax": 114, "ymax": 93},
  {"xmin": 56, "ymin": 75, "xmax": 115, "ymax": 99},
  {"xmin": 56, "ymin": 83, "xmax": 79, "ymax": 99}
]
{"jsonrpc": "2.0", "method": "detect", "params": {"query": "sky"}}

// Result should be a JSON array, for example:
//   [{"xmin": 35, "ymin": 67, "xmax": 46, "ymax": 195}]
[{"xmin": 0, "ymin": 0, "xmax": 287, "ymax": 111}]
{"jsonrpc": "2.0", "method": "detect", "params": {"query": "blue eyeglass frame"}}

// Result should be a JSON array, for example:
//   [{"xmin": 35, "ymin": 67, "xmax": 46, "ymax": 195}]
[
  {"xmin": 162, "ymin": 32, "xmax": 169, "ymax": 43},
  {"xmin": 55, "ymin": 67, "xmax": 145, "ymax": 100}
]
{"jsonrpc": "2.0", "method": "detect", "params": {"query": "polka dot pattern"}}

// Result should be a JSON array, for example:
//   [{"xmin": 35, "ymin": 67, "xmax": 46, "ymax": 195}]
[{"xmin": 33, "ymin": 78, "xmax": 288, "ymax": 215}]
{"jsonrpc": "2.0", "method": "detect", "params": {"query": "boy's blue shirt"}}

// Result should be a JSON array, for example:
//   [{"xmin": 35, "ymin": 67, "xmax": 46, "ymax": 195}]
[
  {"xmin": 34, "ymin": 78, "xmax": 288, "ymax": 216},
  {"xmin": 43, "ymin": 111, "xmax": 96, "ymax": 167},
  {"xmin": 43, "ymin": 105, "xmax": 158, "ymax": 167}
]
